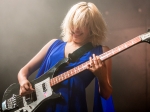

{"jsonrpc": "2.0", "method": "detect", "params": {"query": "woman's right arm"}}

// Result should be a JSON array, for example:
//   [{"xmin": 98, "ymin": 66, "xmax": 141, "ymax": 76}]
[{"xmin": 18, "ymin": 39, "xmax": 57, "ymax": 96}]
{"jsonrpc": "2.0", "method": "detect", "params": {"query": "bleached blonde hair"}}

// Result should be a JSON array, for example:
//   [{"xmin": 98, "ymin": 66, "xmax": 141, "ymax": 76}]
[{"xmin": 60, "ymin": 2, "xmax": 107, "ymax": 46}]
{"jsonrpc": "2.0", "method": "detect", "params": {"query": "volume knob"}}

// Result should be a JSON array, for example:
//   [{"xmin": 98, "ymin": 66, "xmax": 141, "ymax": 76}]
[
  {"xmin": 19, "ymin": 109, "xmax": 23, "ymax": 112},
  {"xmin": 23, "ymin": 109, "xmax": 28, "ymax": 112}
]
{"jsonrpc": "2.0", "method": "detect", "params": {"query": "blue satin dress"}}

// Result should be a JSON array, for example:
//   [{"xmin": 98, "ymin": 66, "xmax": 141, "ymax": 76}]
[{"xmin": 36, "ymin": 40, "xmax": 115, "ymax": 112}]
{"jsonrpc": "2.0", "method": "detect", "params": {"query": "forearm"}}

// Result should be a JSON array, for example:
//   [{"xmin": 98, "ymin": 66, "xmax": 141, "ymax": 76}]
[
  {"xmin": 18, "ymin": 67, "xmax": 30, "ymax": 82},
  {"xmin": 97, "ymin": 76, "xmax": 112, "ymax": 100}
]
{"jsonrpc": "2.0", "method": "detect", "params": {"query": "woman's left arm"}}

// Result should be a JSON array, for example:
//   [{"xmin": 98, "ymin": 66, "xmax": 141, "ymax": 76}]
[{"xmin": 87, "ymin": 46, "xmax": 112, "ymax": 99}]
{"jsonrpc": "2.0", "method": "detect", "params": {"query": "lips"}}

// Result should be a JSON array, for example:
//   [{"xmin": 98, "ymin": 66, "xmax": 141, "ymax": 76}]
[
  {"xmin": 72, "ymin": 31, "xmax": 83, "ymax": 36},
  {"xmin": 74, "ymin": 33, "xmax": 83, "ymax": 36}
]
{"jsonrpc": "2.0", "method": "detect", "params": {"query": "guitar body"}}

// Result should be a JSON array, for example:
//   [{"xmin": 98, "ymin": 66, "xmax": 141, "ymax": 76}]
[{"xmin": 2, "ymin": 58, "xmax": 69, "ymax": 112}]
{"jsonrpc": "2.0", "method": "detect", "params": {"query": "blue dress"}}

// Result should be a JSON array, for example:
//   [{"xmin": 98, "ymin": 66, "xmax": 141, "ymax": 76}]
[{"xmin": 36, "ymin": 40, "xmax": 115, "ymax": 112}]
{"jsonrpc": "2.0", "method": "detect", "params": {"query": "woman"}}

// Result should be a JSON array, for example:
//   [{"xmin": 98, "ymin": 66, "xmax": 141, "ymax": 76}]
[{"xmin": 18, "ymin": 2, "xmax": 115, "ymax": 112}]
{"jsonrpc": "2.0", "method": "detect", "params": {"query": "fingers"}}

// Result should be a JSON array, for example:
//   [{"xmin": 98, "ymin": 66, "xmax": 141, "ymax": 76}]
[
  {"xmin": 92, "ymin": 54, "xmax": 103, "ymax": 66},
  {"xmin": 90, "ymin": 57, "xmax": 94, "ymax": 67},
  {"xmin": 93, "ymin": 54, "xmax": 99, "ymax": 66},
  {"xmin": 20, "ymin": 81, "xmax": 34, "ymax": 96},
  {"xmin": 87, "ymin": 54, "xmax": 103, "ymax": 69},
  {"xmin": 29, "ymin": 83, "xmax": 34, "ymax": 91}
]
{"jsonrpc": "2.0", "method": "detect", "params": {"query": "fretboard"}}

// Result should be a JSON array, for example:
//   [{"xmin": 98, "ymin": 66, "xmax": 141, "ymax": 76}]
[{"xmin": 50, "ymin": 36, "xmax": 141, "ymax": 86}]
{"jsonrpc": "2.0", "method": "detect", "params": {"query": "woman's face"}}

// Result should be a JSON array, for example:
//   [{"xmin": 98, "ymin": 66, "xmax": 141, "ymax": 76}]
[{"xmin": 71, "ymin": 27, "xmax": 91, "ymax": 44}]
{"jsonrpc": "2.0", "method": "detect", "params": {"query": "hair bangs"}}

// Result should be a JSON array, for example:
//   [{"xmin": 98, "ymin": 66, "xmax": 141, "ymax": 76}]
[{"xmin": 72, "ymin": 7, "xmax": 90, "ymax": 30}]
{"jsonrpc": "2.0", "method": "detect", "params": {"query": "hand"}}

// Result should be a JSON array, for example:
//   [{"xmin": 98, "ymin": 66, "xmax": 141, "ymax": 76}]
[
  {"xmin": 19, "ymin": 78, "xmax": 34, "ymax": 96},
  {"xmin": 87, "ymin": 54, "xmax": 107, "ymax": 79}
]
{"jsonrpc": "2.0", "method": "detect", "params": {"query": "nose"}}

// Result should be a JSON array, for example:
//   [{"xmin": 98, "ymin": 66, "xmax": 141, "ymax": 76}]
[{"xmin": 73, "ymin": 28, "xmax": 82, "ymax": 35}]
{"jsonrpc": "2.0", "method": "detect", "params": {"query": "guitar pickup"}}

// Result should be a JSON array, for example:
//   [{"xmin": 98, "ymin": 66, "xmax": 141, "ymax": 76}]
[{"xmin": 25, "ymin": 92, "xmax": 37, "ymax": 105}]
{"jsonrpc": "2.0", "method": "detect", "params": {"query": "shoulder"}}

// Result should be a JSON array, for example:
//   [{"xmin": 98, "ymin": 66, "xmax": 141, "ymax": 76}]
[
  {"xmin": 102, "ymin": 46, "xmax": 110, "ymax": 52},
  {"xmin": 47, "ymin": 39, "xmax": 58, "ymax": 46},
  {"xmin": 40, "ymin": 39, "xmax": 59, "ymax": 54},
  {"xmin": 46, "ymin": 39, "xmax": 64, "ymax": 48},
  {"xmin": 45, "ymin": 39, "xmax": 65, "ymax": 52}
]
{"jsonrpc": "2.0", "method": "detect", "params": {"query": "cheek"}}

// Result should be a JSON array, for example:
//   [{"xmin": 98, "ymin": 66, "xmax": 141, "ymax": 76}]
[{"xmin": 84, "ymin": 29, "xmax": 90, "ymax": 37}]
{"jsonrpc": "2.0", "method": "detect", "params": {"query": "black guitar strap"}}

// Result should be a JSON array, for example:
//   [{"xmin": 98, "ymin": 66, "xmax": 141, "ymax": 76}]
[{"xmin": 68, "ymin": 42, "xmax": 94, "ymax": 63}]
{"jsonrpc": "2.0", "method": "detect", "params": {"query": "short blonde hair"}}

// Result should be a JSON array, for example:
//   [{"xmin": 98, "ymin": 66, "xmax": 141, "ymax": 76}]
[{"xmin": 60, "ymin": 2, "xmax": 107, "ymax": 46}]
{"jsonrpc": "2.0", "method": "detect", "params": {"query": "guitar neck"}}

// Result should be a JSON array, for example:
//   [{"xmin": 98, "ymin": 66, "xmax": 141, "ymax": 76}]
[
  {"xmin": 100, "ymin": 36, "xmax": 141, "ymax": 61},
  {"xmin": 50, "ymin": 36, "xmax": 142, "ymax": 86}
]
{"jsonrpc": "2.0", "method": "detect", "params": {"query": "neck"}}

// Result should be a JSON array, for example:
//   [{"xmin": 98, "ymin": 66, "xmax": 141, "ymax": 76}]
[{"xmin": 71, "ymin": 39, "xmax": 91, "ymax": 47}]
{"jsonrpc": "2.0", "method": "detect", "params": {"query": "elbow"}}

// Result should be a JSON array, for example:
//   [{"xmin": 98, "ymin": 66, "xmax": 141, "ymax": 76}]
[
  {"xmin": 18, "ymin": 67, "xmax": 30, "ymax": 79},
  {"xmin": 102, "ymin": 94, "xmax": 111, "ymax": 100},
  {"xmin": 100, "ymin": 89, "xmax": 112, "ymax": 100}
]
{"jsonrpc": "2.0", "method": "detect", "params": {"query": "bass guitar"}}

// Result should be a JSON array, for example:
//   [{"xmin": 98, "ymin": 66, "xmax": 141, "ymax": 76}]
[{"xmin": 1, "ymin": 31, "xmax": 150, "ymax": 112}]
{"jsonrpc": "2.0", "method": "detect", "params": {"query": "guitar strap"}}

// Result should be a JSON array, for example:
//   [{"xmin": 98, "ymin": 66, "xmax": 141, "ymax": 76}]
[{"xmin": 68, "ymin": 42, "xmax": 94, "ymax": 63}]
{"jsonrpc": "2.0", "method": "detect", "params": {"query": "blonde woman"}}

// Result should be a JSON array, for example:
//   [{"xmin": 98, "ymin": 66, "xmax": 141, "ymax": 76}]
[{"xmin": 18, "ymin": 2, "xmax": 115, "ymax": 112}]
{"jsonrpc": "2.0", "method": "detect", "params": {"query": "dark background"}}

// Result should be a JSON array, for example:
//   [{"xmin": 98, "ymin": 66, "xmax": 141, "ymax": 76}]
[{"xmin": 0, "ymin": 0, "xmax": 150, "ymax": 112}]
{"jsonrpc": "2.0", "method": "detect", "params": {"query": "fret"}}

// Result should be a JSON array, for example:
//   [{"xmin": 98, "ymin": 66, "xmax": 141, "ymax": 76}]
[
  {"xmin": 63, "ymin": 72, "xmax": 67, "ymax": 78},
  {"xmin": 136, "ymin": 36, "xmax": 141, "ymax": 42},
  {"xmin": 82, "ymin": 62, "xmax": 87, "ymax": 69},
  {"xmin": 81, "ymin": 64, "xmax": 84, "ymax": 69},
  {"xmin": 99, "ymin": 53, "xmax": 106, "ymax": 60},
  {"xmin": 52, "ymin": 78, "xmax": 55, "ymax": 84},
  {"xmin": 119, "ymin": 44, "xmax": 125, "ymax": 51},
  {"xmin": 66, "ymin": 71, "xmax": 69, "ymax": 77},
  {"xmin": 134, "ymin": 37, "xmax": 138, "ymax": 41},
  {"xmin": 78, "ymin": 65, "xmax": 83, "ymax": 71},
  {"xmin": 117, "ymin": 46, "xmax": 121, "ymax": 51},
  {"xmin": 70, "ymin": 70, "xmax": 73, "ymax": 75},
  {"xmin": 73, "ymin": 68, "xmax": 76, "ymax": 74},
  {"xmin": 70, "ymin": 70, "xmax": 74, "ymax": 76},
  {"xmin": 113, "ymin": 47, "xmax": 118, "ymax": 54},
  {"xmin": 53, "ymin": 78, "xmax": 56, "ymax": 84},
  {"xmin": 77, "ymin": 66, "xmax": 80, "ymax": 72},
  {"xmin": 59, "ymin": 75, "xmax": 63, "ymax": 81},
  {"xmin": 62, "ymin": 74, "xmax": 65, "ymax": 80},
  {"xmin": 123, "ymin": 43, "xmax": 127, "ymax": 48},
  {"xmin": 50, "ymin": 79, "xmax": 53, "ymax": 86},
  {"xmin": 111, "ymin": 49, "xmax": 115, "ymax": 55},
  {"xmin": 130, "ymin": 39, "xmax": 135, "ymax": 45},
  {"xmin": 59, "ymin": 77, "xmax": 61, "ymax": 81},
  {"xmin": 55, "ymin": 77, "xmax": 58, "ymax": 82},
  {"xmin": 70, "ymin": 70, "xmax": 73, "ymax": 76},
  {"xmin": 62, "ymin": 74, "xmax": 65, "ymax": 79},
  {"xmin": 68, "ymin": 71, "xmax": 71, "ymax": 77},
  {"xmin": 79, "ymin": 65, "xmax": 84, "ymax": 71},
  {"xmin": 57, "ymin": 77, "xmax": 60, "ymax": 82},
  {"xmin": 67, "ymin": 71, "xmax": 71, "ymax": 77},
  {"xmin": 107, "ymin": 51, "xmax": 113, "ymax": 57},
  {"xmin": 71, "ymin": 69, "xmax": 75, "ymax": 75},
  {"xmin": 131, "ymin": 40, "xmax": 134, "ymax": 44},
  {"xmin": 127, "ymin": 40, "xmax": 133, "ymax": 46},
  {"xmin": 55, "ymin": 77, "xmax": 59, "ymax": 84},
  {"xmin": 75, "ymin": 67, "xmax": 79, "ymax": 73}
]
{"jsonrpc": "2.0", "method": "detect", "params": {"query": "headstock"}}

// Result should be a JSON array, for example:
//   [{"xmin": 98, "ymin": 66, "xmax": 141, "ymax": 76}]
[{"xmin": 140, "ymin": 29, "xmax": 150, "ymax": 44}]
